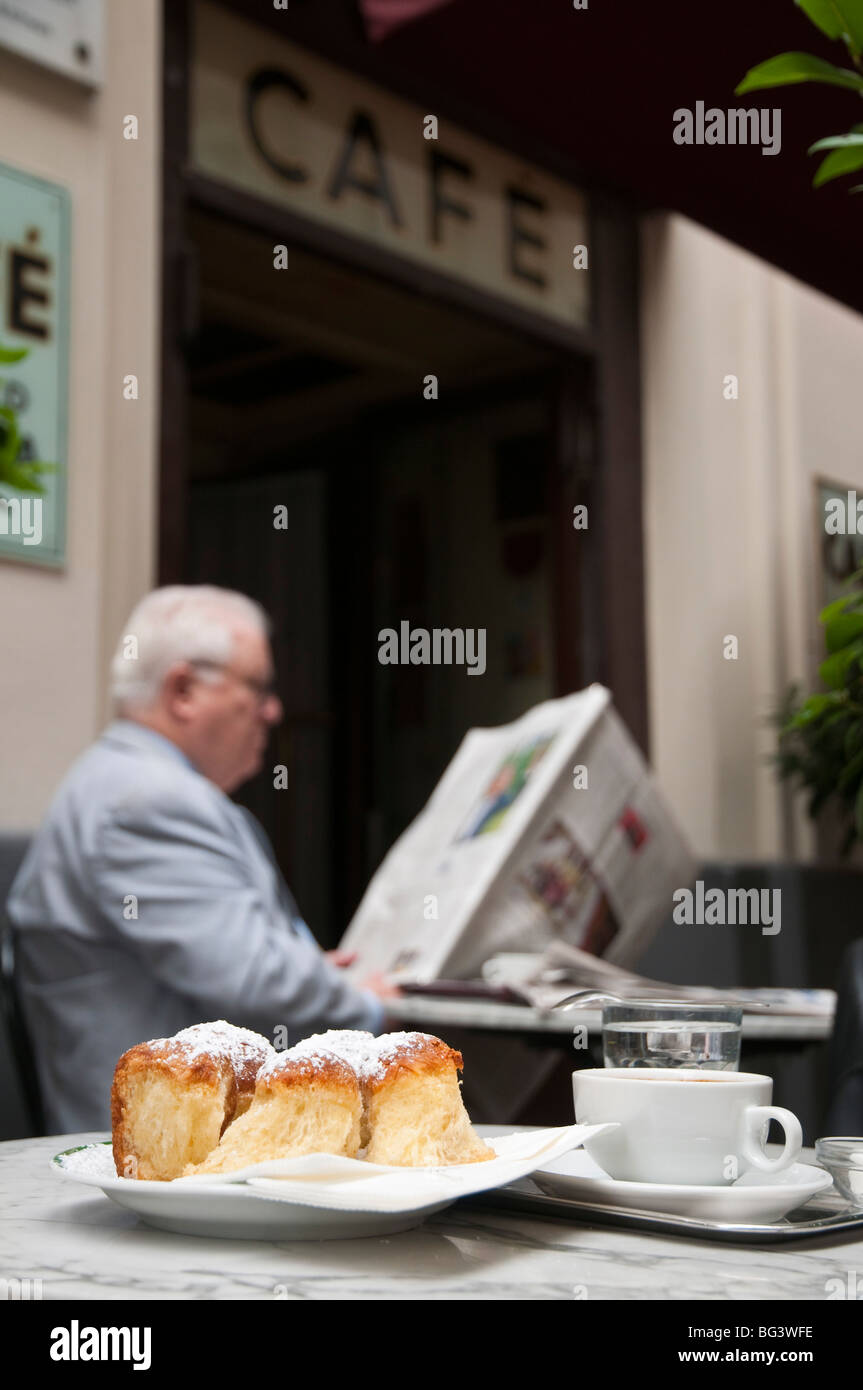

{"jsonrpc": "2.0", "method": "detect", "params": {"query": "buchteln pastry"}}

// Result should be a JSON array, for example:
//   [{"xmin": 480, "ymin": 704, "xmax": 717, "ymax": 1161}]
[
  {"xmin": 291, "ymin": 1029, "xmax": 376, "ymax": 1145},
  {"xmin": 361, "ymin": 1032, "xmax": 494, "ymax": 1166},
  {"xmin": 111, "ymin": 1021, "xmax": 273, "ymax": 1181},
  {"xmin": 185, "ymin": 1043, "xmax": 363, "ymax": 1175},
  {"xmin": 287, "ymin": 1028, "xmax": 493, "ymax": 1166}
]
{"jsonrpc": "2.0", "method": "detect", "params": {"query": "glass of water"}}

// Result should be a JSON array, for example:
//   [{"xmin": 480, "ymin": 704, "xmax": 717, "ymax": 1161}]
[{"xmin": 602, "ymin": 1001, "xmax": 742, "ymax": 1071}]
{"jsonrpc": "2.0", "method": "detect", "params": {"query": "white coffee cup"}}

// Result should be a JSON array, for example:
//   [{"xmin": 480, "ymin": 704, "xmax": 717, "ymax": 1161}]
[{"xmin": 573, "ymin": 1068, "xmax": 803, "ymax": 1185}]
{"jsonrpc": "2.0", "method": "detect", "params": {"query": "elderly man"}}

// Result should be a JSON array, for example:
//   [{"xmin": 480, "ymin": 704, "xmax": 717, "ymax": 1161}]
[{"xmin": 8, "ymin": 585, "xmax": 397, "ymax": 1133}]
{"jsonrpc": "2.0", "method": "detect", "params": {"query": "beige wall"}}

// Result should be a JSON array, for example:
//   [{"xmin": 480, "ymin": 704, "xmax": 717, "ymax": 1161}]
[
  {"xmin": 641, "ymin": 213, "xmax": 863, "ymax": 863},
  {"xmin": 0, "ymin": 3, "xmax": 161, "ymax": 828}
]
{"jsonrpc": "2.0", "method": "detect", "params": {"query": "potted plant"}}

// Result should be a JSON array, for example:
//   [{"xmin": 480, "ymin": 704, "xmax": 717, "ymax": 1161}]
[
  {"xmin": 737, "ymin": 0, "xmax": 863, "ymax": 197},
  {"xmin": 776, "ymin": 573, "xmax": 863, "ymax": 855}
]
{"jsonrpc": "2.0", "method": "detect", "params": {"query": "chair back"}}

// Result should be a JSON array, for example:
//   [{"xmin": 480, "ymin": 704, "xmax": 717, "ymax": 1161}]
[{"xmin": 0, "ymin": 835, "xmax": 45, "ymax": 1137}]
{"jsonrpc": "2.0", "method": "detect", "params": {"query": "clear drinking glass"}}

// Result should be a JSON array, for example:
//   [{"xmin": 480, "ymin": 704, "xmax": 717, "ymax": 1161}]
[{"xmin": 601, "ymin": 1001, "xmax": 743, "ymax": 1071}]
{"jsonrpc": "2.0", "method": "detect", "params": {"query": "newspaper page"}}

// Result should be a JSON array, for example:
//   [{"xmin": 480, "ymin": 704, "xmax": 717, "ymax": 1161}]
[
  {"xmin": 482, "ymin": 943, "xmax": 836, "ymax": 1017},
  {"xmin": 341, "ymin": 684, "xmax": 696, "ymax": 982},
  {"xmin": 441, "ymin": 702, "xmax": 695, "ymax": 978}
]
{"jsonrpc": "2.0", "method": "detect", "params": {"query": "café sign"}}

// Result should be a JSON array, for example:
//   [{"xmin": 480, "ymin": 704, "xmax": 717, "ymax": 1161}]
[
  {"xmin": 192, "ymin": 0, "xmax": 588, "ymax": 332},
  {"xmin": 0, "ymin": 0, "xmax": 103, "ymax": 88},
  {"xmin": 0, "ymin": 161, "xmax": 69, "ymax": 568}
]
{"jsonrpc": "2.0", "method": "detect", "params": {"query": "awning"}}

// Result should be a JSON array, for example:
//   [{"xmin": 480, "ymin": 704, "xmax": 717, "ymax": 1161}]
[
  {"xmin": 358, "ymin": 0, "xmax": 454, "ymax": 43},
  {"xmin": 355, "ymin": 0, "xmax": 857, "ymax": 316}
]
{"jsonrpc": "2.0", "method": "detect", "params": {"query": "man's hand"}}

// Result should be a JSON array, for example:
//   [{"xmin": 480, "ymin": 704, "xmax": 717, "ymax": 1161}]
[
  {"xmin": 360, "ymin": 969, "xmax": 403, "ymax": 1001},
  {"xmin": 325, "ymin": 952, "xmax": 401, "ymax": 1000},
  {"xmin": 325, "ymin": 949, "xmax": 358, "ymax": 968}
]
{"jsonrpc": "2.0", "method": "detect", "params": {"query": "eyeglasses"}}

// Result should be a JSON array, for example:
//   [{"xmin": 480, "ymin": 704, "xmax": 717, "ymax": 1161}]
[{"xmin": 190, "ymin": 660, "xmax": 278, "ymax": 704}]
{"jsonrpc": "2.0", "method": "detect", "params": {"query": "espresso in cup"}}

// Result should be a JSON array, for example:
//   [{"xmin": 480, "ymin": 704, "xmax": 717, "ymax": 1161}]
[{"xmin": 573, "ymin": 1068, "xmax": 802, "ymax": 1185}]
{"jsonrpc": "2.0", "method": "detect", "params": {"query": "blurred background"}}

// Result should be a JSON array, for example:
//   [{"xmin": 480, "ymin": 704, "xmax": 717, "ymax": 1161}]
[{"xmin": 1, "ymin": 0, "xmax": 862, "ymax": 960}]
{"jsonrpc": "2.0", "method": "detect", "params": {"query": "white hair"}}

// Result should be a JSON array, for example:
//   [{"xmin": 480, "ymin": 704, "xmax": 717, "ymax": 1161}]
[{"xmin": 110, "ymin": 585, "xmax": 270, "ymax": 712}]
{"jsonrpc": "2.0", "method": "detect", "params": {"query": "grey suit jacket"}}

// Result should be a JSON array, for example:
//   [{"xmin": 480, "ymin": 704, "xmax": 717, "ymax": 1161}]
[{"xmin": 7, "ymin": 720, "xmax": 384, "ymax": 1134}]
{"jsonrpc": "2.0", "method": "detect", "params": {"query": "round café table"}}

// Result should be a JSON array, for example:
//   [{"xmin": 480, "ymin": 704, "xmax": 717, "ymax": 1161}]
[{"xmin": 2, "ymin": 1127, "xmax": 862, "ymax": 1300}]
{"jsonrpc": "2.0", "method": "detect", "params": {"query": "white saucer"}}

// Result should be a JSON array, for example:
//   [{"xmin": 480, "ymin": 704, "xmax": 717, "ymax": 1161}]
[{"xmin": 532, "ymin": 1149, "xmax": 834, "ymax": 1223}]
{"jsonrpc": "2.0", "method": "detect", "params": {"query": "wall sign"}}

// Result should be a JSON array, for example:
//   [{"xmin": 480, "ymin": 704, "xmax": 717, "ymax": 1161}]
[
  {"xmin": 0, "ymin": 161, "xmax": 69, "ymax": 568},
  {"xmin": 0, "ymin": 0, "xmax": 103, "ymax": 88},
  {"xmin": 817, "ymin": 478, "xmax": 863, "ymax": 608},
  {"xmin": 191, "ymin": 0, "xmax": 589, "ymax": 333}
]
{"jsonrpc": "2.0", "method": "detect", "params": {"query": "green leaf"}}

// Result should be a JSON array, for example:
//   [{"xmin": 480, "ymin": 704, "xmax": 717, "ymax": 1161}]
[
  {"xmin": 813, "ymin": 144, "xmax": 863, "ymax": 185},
  {"xmin": 825, "ymin": 610, "xmax": 863, "ymax": 651},
  {"xmin": 819, "ymin": 641, "xmax": 863, "ymax": 687},
  {"xmin": 0, "ymin": 414, "xmax": 21, "ymax": 467},
  {"xmin": 0, "ymin": 461, "xmax": 47, "ymax": 494},
  {"xmin": 795, "ymin": 0, "xmax": 863, "ymax": 55},
  {"xmin": 820, "ymin": 592, "xmax": 863, "ymax": 625},
  {"xmin": 736, "ymin": 52, "xmax": 863, "ymax": 94},
  {"xmin": 809, "ymin": 132, "xmax": 863, "ymax": 152},
  {"xmin": 796, "ymin": 0, "xmax": 843, "ymax": 40},
  {"xmin": 0, "ymin": 345, "xmax": 28, "ymax": 365},
  {"xmin": 787, "ymin": 692, "xmax": 847, "ymax": 724},
  {"xmin": 821, "ymin": 707, "xmax": 856, "ymax": 731}
]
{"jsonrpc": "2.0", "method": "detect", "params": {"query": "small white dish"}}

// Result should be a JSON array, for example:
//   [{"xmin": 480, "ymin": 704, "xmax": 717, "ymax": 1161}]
[
  {"xmin": 52, "ymin": 1122, "xmax": 612, "ymax": 1241},
  {"xmin": 532, "ymin": 1148, "xmax": 834, "ymax": 1223}
]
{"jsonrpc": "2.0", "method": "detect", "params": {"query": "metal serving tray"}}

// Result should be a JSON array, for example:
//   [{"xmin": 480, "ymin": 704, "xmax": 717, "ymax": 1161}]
[{"xmin": 464, "ymin": 1176, "xmax": 863, "ymax": 1244}]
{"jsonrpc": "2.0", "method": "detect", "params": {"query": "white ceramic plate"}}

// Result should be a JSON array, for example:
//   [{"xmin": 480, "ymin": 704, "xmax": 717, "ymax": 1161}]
[
  {"xmin": 51, "ymin": 1141, "xmax": 454, "ymax": 1239},
  {"xmin": 51, "ymin": 1122, "xmax": 612, "ymax": 1241},
  {"xmin": 532, "ymin": 1148, "xmax": 834, "ymax": 1223}
]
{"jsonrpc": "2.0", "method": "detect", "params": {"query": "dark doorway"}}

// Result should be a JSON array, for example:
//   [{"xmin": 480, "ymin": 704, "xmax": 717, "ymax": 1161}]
[{"xmin": 181, "ymin": 204, "xmax": 591, "ymax": 945}]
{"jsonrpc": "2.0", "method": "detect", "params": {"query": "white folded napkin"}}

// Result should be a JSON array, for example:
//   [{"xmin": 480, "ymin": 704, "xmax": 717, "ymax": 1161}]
[{"xmin": 175, "ymin": 1122, "xmax": 617, "ymax": 1213}]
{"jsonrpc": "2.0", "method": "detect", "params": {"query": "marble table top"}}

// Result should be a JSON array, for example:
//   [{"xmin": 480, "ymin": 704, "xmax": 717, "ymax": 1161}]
[
  {"xmin": 387, "ymin": 996, "xmax": 832, "ymax": 1041},
  {"xmin": 3, "ymin": 1129, "xmax": 861, "ymax": 1301}
]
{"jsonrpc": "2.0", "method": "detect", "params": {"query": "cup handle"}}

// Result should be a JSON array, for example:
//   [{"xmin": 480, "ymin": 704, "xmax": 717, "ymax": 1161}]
[{"xmin": 740, "ymin": 1105, "xmax": 802, "ymax": 1173}]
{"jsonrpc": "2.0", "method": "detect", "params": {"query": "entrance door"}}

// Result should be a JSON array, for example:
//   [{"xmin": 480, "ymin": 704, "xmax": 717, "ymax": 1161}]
[{"xmin": 187, "ymin": 468, "xmax": 333, "ymax": 939}]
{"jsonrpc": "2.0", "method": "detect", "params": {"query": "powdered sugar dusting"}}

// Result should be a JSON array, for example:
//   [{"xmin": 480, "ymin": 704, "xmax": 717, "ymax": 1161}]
[
  {"xmin": 146, "ymin": 1020, "xmax": 273, "ymax": 1071},
  {"xmin": 258, "ymin": 1041, "xmax": 355, "ymax": 1082},
  {"xmin": 165, "ymin": 1026, "xmax": 452, "ymax": 1087},
  {"xmin": 292, "ymin": 1030, "xmax": 377, "ymax": 1074},
  {"xmin": 287, "ymin": 1030, "xmax": 448, "ymax": 1083},
  {"xmin": 55, "ymin": 1141, "xmax": 118, "ymax": 1179},
  {"xmin": 363, "ymin": 1032, "xmax": 445, "ymax": 1082}
]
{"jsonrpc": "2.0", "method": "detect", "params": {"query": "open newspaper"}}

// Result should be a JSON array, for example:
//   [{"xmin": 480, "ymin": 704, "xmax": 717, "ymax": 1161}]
[
  {"xmin": 341, "ymin": 685, "xmax": 696, "ymax": 983},
  {"xmin": 481, "ymin": 943, "xmax": 836, "ymax": 1017}
]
